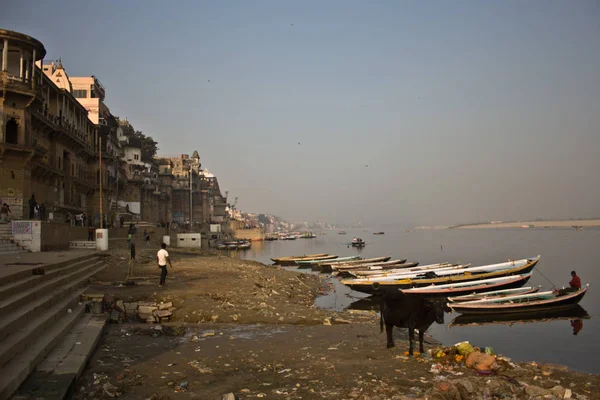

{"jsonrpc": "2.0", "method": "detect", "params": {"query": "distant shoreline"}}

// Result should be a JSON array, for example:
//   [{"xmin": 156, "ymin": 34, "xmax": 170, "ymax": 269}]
[{"xmin": 448, "ymin": 219, "xmax": 600, "ymax": 229}]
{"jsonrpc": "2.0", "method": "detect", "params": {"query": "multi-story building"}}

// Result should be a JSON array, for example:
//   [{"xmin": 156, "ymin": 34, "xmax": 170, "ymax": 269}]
[
  {"xmin": 42, "ymin": 63, "xmax": 124, "ymax": 226},
  {"xmin": 1, "ymin": 29, "xmax": 96, "ymax": 220},
  {"xmin": 2, "ymin": 28, "xmax": 229, "ymax": 232}
]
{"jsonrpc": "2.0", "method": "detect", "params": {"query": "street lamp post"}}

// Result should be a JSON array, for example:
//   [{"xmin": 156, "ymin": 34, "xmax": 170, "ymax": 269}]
[{"xmin": 189, "ymin": 165, "xmax": 193, "ymax": 231}]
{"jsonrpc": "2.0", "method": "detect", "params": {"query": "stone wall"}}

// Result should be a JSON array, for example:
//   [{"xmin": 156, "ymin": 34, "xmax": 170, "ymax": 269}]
[
  {"xmin": 232, "ymin": 227, "xmax": 265, "ymax": 241},
  {"xmin": 11, "ymin": 220, "xmax": 42, "ymax": 252},
  {"xmin": 41, "ymin": 222, "xmax": 88, "ymax": 251}
]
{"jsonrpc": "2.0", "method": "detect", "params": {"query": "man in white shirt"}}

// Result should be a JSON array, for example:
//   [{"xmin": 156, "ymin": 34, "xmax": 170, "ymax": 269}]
[{"xmin": 156, "ymin": 242, "xmax": 173, "ymax": 287}]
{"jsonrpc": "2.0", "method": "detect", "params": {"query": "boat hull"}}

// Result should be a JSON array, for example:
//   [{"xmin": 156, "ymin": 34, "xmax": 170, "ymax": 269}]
[
  {"xmin": 399, "ymin": 274, "xmax": 533, "ymax": 297},
  {"xmin": 296, "ymin": 256, "xmax": 360, "ymax": 267},
  {"xmin": 448, "ymin": 286, "xmax": 540, "ymax": 302},
  {"xmin": 449, "ymin": 287, "xmax": 588, "ymax": 315},
  {"xmin": 315, "ymin": 257, "xmax": 393, "ymax": 271},
  {"xmin": 272, "ymin": 254, "xmax": 335, "ymax": 265}
]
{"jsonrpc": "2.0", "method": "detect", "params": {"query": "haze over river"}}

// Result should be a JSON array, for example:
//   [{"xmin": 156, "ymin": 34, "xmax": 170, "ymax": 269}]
[{"xmin": 238, "ymin": 227, "xmax": 600, "ymax": 373}]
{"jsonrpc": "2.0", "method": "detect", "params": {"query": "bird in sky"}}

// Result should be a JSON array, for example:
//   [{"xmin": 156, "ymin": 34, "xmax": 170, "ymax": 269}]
[
  {"xmin": 365, "ymin": 165, "xmax": 369, "ymax": 167},
  {"xmin": 297, "ymin": 142, "xmax": 301, "ymax": 145}
]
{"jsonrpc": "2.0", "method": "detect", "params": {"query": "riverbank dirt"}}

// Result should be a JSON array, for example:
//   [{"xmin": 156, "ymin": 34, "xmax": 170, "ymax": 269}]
[{"xmin": 78, "ymin": 243, "xmax": 600, "ymax": 399}]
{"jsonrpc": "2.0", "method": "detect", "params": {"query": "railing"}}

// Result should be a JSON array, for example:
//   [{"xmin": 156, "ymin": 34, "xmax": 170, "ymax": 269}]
[{"xmin": 1, "ymin": 72, "xmax": 36, "ymax": 93}]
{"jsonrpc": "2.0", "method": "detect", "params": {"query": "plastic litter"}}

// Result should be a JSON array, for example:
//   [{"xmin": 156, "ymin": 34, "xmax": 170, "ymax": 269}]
[{"xmin": 455, "ymin": 341, "xmax": 476, "ymax": 356}]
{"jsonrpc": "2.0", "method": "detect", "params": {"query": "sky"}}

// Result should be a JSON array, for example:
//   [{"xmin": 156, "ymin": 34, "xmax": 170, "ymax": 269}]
[{"xmin": 3, "ymin": 1, "xmax": 600, "ymax": 226}]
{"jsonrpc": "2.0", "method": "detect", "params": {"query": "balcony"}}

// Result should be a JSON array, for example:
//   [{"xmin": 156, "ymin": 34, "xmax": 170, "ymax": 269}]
[{"xmin": 0, "ymin": 72, "xmax": 39, "ymax": 97}]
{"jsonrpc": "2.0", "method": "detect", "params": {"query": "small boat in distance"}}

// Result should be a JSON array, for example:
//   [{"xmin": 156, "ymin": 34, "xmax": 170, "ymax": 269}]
[
  {"xmin": 448, "ymin": 285, "xmax": 589, "ymax": 315},
  {"xmin": 338, "ymin": 231, "xmax": 347, "ymax": 235},
  {"xmin": 300, "ymin": 232, "xmax": 317, "ymax": 238},
  {"xmin": 351, "ymin": 237, "xmax": 365, "ymax": 247},
  {"xmin": 373, "ymin": 232, "xmax": 385, "ymax": 235}
]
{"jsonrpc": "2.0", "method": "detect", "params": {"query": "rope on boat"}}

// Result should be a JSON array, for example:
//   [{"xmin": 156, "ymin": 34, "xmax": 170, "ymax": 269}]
[{"xmin": 535, "ymin": 266, "xmax": 557, "ymax": 289}]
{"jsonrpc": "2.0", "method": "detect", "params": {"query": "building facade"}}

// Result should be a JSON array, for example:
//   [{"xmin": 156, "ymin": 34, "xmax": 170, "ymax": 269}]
[
  {"xmin": 1, "ymin": 29, "xmax": 97, "ymax": 221},
  {"xmin": 2, "ymin": 29, "xmax": 229, "ymax": 233}
]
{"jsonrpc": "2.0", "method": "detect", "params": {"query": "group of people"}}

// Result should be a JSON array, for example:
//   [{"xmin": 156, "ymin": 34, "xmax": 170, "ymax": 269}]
[{"xmin": 28, "ymin": 194, "xmax": 47, "ymax": 221}]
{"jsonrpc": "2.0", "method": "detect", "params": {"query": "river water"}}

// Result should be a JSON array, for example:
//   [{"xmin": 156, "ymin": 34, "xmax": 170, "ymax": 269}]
[{"xmin": 235, "ymin": 227, "xmax": 600, "ymax": 373}]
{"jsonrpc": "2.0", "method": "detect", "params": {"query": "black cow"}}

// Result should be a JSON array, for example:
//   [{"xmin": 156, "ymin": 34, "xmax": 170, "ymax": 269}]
[{"xmin": 379, "ymin": 288, "xmax": 446, "ymax": 355}]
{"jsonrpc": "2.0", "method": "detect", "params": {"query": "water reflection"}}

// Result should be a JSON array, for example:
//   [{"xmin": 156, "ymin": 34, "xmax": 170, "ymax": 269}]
[{"xmin": 448, "ymin": 305, "xmax": 590, "ymax": 334}]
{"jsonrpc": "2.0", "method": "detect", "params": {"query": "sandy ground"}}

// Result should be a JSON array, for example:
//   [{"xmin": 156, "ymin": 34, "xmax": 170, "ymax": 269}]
[
  {"xmin": 452, "ymin": 220, "xmax": 600, "ymax": 229},
  {"xmin": 75, "ymin": 243, "xmax": 600, "ymax": 399}
]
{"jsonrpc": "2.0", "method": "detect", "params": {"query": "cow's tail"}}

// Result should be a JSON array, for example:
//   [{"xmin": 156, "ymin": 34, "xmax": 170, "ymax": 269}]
[{"xmin": 379, "ymin": 295, "xmax": 384, "ymax": 333}]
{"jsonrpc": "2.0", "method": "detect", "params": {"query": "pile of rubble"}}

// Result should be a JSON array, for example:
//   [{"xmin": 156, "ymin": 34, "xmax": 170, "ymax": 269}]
[{"xmin": 81, "ymin": 293, "xmax": 177, "ymax": 323}]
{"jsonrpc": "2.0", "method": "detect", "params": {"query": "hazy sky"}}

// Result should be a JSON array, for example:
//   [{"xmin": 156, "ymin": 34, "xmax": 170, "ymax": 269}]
[{"xmin": 3, "ymin": 1, "xmax": 599, "ymax": 226}]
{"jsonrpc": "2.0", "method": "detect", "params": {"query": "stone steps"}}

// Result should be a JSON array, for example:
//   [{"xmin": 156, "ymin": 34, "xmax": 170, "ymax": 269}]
[
  {"xmin": 0, "ymin": 224, "xmax": 27, "ymax": 254},
  {"xmin": 0, "ymin": 254, "xmax": 100, "ymax": 302},
  {"xmin": 0, "ymin": 259, "xmax": 105, "ymax": 328},
  {"xmin": 0, "ymin": 297, "xmax": 85, "ymax": 400},
  {"xmin": 0, "ymin": 254, "xmax": 107, "ymax": 400},
  {"xmin": 13, "ymin": 314, "xmax": 108, "ymax": 400}
]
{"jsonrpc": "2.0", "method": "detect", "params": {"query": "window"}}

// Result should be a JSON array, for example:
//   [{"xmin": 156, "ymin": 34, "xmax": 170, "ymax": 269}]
[
  {"xmin": 73, "ymin": 89, "xmax": 87, "ymax": 98},
  {"xmin": 58, "ymin": 157, "xmax": 61, "ymax": 169},
  {"xmin": 134, "ymin": 154, "xmax": 139, "ymax": 160}
]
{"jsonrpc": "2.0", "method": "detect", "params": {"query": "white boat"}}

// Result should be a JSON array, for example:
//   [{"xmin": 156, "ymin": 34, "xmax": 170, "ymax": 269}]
[
  {"xmin": 346, "ymin": 262, "xmax": 458, "ymax": 276},
  {"xmin": 342, "ymin": 257, "xmax": 537, "ymax": 284},
  {"xmin": 448, "ymin": 286, "xmax": 541, "ymax": 302},
  {"xmin": 346, "ymin": 263, "xmax": 470, "ymax": 279},
  {"xmin": 399, "ymin": 274, "xmax": 533, "ymax": 296}
]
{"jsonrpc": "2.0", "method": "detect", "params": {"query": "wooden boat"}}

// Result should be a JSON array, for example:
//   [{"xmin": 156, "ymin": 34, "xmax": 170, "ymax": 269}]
[
  {"xmin": 335, "ymin": 261, "xmax": 419, "ymax": 279},
  {"xmin": 399, "ymin": 274, "xmax": 533, "ymax": 297},
  {"xmin": 319, "ymin": 256, "xmax": 392, "ymax": 268},
  {"xmin": 338, "ymin": 231, "xmax": 347, "ymax": 235},
  {"xmin": 373, "ymin": 232, "xmax": 385, "ymax": 235},
  {"xmin": 351, "ymin": 238, "xmax": 365, "ymax": 247},
  {"xmin": 448, "ymin": 285, "xmax": 588, "ymax": 315},
  {"xmin": 344, "ymin": 257, "xmax": 537, "ymax": 283},
  {"xmin": 323, "ymin": 259, "xmax": 407, "ymax": 273},
  {"xmin": 313, "ymin": 256, "xmax": 393, "ymax": 271},
  {"xmin": 341, "ymin": 256, "xmax": 540, "ymax": 295},
  {"xmin": 343, "ymin": 262, "xmax": 471, "ymax": 279},
  {"xmin": 448, "ymin": 286, "xmax": 541, "ymax": 302},
  {"xmin": 296, "ymin": 256, "xmax": 360, "ymax": 267},
  {"xmin": 237, "ymin": 242, "xmax": 251, "ymax": 250},
  {"xmin": 448, "ymin": 305, "xmax": 590, "ymax": 328},
  {"xmin": 271, "ymin": 254, "xmax": 333, "ymax": 265},
  {"xmin": 216, "ymin": 240, "xmax": 251, "ymax": 250},
  {"xmin": 339, "ymin": 262, "xmax": 450, "ymax": 275},
  {"xmin": 300, "ymin": 232, "xmax": 317, "ymax": 238}
]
